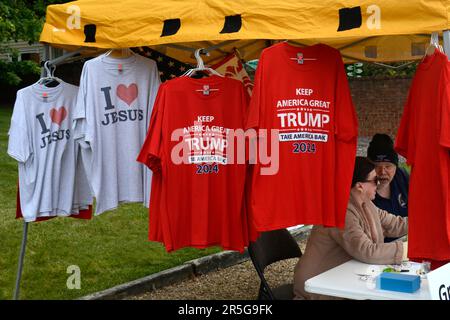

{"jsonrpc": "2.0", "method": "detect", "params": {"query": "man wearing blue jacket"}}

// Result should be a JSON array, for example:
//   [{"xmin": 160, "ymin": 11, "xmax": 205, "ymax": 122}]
[{"xmin": 367, "ymin": 133, "xmax": 409, "ymax": 242}]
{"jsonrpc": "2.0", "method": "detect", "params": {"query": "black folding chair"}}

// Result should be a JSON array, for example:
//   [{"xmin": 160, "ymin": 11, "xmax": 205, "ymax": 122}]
[{"xmin": 248, "ymin": 229, "xmax": 302, "ymax": 300}]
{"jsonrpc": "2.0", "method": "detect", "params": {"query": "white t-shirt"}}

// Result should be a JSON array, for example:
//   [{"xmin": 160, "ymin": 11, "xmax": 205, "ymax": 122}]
[
  {"xmin": 8, "ymin": 81, "xmax": 93, "ymax": 222},
  {"xmin": 74, "ymin": 53, "xmax": 160, "ymax": 214}
]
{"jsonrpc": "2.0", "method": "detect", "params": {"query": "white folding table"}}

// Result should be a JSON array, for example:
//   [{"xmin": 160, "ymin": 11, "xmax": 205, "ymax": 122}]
[{"xmin": 305, "ymin": 259, "xmax": 431, "ymax": 300}]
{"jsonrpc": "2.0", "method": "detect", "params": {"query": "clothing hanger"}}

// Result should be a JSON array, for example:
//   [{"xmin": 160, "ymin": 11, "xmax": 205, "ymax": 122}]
[
  {"xmin": 182, "ymin": 48, "xmax": 223, "ymax": 78},
  {"xmin": 102, "ymin": 48, "xmax": 135, "ymax": 72},
  {"xmin": 104, "ymin": 48, "xmax": 134, "ymax": 58},
  {"xmin": 433, "ymin": 32, "xmax": 444, "ymax": 53},
  {"xmin": 182, "ymin": 49, "xmax": 223, "ymax": 95},
  {"xmin": 36, "ymin": 61, "xmax": 63, "ymax": 88},
  {"xmin": 283, "ymin": 40, "xmax": 318, "ymax": 64},
  {"xmin": 423, "ymin": 32, "xmax": 443, "ymax": 61}
]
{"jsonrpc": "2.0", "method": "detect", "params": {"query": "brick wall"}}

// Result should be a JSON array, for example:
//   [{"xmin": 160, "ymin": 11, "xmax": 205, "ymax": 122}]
[
  {"xmin": 1, "ymin": 67, "xmax": 413, "ymax": 140},
  {"xmin": 349, "ymin": 77, "xmax": 412, "ymax": 138}
]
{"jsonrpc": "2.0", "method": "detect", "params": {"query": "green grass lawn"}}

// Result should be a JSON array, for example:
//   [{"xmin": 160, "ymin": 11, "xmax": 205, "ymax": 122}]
[{"xmin": 0, "ymin": 106, "xmax": 220, "ymax": 300}]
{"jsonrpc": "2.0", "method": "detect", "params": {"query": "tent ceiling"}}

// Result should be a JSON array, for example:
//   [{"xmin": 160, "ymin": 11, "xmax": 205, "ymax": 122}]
[{"xmin": 39, "ymin": 0, "xmax": 450, "ymax": 64}]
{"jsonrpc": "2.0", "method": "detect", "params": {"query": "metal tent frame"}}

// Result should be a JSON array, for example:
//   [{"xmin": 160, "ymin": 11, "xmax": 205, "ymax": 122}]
[
  {"xmin": 12, "ymin": 29, "xmax": 450, "ymax": 300},
  {"xmin": 12, "ymin": 48, "xmax": 84, "ymax": 300}
]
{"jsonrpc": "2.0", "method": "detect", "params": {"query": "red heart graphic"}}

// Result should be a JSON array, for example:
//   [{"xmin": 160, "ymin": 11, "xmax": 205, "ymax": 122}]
[
  {"xmin": 50, "ymin": 107, "xmax": 67, "ymax": 125},
  {"xmin": 116, "ymin": 83, "xmax": 138, "ymax": 106}
]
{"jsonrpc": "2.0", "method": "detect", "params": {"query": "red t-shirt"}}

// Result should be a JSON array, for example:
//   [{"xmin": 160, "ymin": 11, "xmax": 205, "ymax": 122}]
[
  {"xmin": 246, "ymin": 42, "xmax": 358, "ymax": 231},
  {"xmin": 137, "ymin": 75, "xmax": 251, "ymax": 252},
  {"xmin": 395, "ymin": 50, "xmax": 450, "ymax": 261}
]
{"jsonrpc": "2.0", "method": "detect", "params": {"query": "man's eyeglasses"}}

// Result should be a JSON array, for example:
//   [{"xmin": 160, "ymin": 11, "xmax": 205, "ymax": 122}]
[{"xmin": 363, "ymin": 177, "xmax": 381, "ymax": 186}]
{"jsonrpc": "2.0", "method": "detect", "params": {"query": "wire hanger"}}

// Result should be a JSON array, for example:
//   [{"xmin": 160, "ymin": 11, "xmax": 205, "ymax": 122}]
[
  {"xmin": 283, "ymin": 41, "xmax": 317, "ymax": 64},
  {"xmin": 36, "ymin": 61, "xmax": 63, "ymax": 88},
  {"xmin": 103, "ymin": 48, "xmax": 135, "ymax": 72},
  {"xmin": 433, "ymin": 32, "xmax": 444, "ymax": 52},
  {"xmin": 104, "ymin": 48, "xmax": 134, "ymax": 58},
  {"xmin": 423, "ymin": 32, "xmax": 443, "ymax": 60},
  {"xmin": 182, "ymin": 48, "xmax": 223, "ymax": 77}
]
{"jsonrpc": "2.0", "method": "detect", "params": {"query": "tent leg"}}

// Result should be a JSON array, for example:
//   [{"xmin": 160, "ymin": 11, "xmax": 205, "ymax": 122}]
[
  {"xmin": 13, "ymin": 222, "xmax": 29, "ymax": 300},
  {"xmin": 41, "ymin": 44, "xmax": 50, "ymax": 77},
  {"xmin": 443, "ymin": 30, "xmax": 450, "ymax": 59},
  {"xmin": 46, "ymin": 48, "xmax": 85, "ymax": 68}
]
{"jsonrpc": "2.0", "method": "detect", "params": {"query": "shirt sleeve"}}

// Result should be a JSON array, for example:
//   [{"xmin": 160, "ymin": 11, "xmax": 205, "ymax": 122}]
[
  {"xmin": 333, "ymin": 53, "xmax": 358, "ymax": 228},
  {"xmin": 334, "ymin": 54, "xmax": 358, "ymax": 142},
  {"xmin": 439, "ymin": 82, "xmax": 450, "ymax": 149},
  {"xmin": 7, "ymin": 92, "xmax": 32, "ymax": 163},
  {"xmin": 341, "ymin": 209, "xmax": 404, "ymax": 265},
  {"xmin": 146, "ymin": 61, "xmax": 162, "ymax": 130},
  {"xmin": 73, "ymin": 65, "xmax": 90, "ymax": 143},
  {"xmin": 394, "ymin": 86, "xmax": 415, "ymax": 164},
  {"xmin": 245, "ymin": 52, "xmax": 265, "ymax": 130},
  {"xmin": 239, "ymin": 82, "xmax": 251, "ymax": 164},
  {"xmin": 137, "ymin": 85, "xmax": 165, "ymax": 172},
  {"xmin": 378, "ymin": 209, "xmax": 408, "ymax": 238}
]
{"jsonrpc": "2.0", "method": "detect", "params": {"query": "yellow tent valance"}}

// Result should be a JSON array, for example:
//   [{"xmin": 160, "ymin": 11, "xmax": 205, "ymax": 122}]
[{"xmin": 39, "ymin": 0, "xmax": 450, "ymax": 64}]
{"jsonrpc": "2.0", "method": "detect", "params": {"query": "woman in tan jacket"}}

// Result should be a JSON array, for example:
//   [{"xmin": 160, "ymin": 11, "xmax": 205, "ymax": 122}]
[{"xmin": 293, "ymin": 156, "xmax": 408, "ymax": 300}]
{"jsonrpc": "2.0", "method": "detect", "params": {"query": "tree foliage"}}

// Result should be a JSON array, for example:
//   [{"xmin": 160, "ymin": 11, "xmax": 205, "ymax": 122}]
[
  {"xmin": 361, "ymin": 61, "xmax": 418, "ymax": 78},
  {"xmin": 0, "ymin": 0, "xmax": 68, "ymax": 43},
  {"xmin": 0, "ymin": 0, "xmax": 69, "ymax": 85},
  {"xmin": 346, "ymin": 61, "xmax": 418, "ymax": 80}
]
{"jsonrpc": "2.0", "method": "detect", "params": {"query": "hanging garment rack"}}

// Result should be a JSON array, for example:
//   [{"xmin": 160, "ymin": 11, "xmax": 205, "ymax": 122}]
[
  {"xmin": 13, "ymin": 47, "xmax": 85, "ymax": 300},
  {"xmin": 12, "ymin": 44, "xmax": 219, "ymax": 300},
  {"xmin": 182, "ymin": 48, "xmax": 223, "ymax": 77},
  {"xmin": 12, "ymin": 29, "xmax": 450, "ymax": 299}
]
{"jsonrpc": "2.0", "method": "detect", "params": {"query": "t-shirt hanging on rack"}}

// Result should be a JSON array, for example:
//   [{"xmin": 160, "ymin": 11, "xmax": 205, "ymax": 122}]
[
  {"xmin": 74, "ymin": 53, "xmax": 160, "ymax": 215},
  {"xmin": 15, "ymin": 182, "xmax": 93, "ymax": 222},
  {"xmin": 137, "ymin": 75, "xmax": 250, "ymax": 252},
  {"xmin": 7, "ymin": 81, "xmax": 93, "ymax": 222},
  {"xmin": 246, "ymin": 42, "xmax": 358, "ymax": 231},
  {"xmin": 395, "ymin": 49, "xmax": 450, "ymax": 262}
]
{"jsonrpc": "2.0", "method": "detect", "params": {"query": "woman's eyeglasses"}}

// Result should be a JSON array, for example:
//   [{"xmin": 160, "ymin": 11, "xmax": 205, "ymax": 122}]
[{"xmin": 363, "ymin": 177, "xmax": 381, "ymax": 185}]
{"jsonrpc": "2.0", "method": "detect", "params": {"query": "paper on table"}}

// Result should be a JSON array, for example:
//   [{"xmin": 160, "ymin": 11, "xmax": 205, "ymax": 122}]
[
  {"xmin": 353, "ymin": 262, "xmax": 424, "ymax": 277},
  {"xmin": 353, "ymin": 265, "xmax": 383, "ymax": 277}
]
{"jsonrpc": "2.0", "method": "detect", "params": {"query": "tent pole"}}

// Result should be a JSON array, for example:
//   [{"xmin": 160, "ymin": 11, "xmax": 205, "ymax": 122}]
[
  {"xmin": 46, "ymin": 48, "xmax": 85, "ymax": 68},
  {"xmin": 204, "ymin": 40, "xmax": 240, "ymax": 53},
  {"xmin": 41, "ymin": 44, "xmax": 50, "ymax": 77},
  {"xmin": 13, "ymin": 43, "xmax": 52, "ymax": 300},
  {"xmin": 164, "ymin": 40, "xmax": 239, "ymax": 54},
  {"xmin": 443, "ymin": 30, "xmax": 450, "ymax": 59},
  {"xmin": 13, "ymin": 221, "xmax": 29, "ymax": 300},
  {"xmin": 12, "ymin": 44, "xmax": 83, "ymax": 300}
]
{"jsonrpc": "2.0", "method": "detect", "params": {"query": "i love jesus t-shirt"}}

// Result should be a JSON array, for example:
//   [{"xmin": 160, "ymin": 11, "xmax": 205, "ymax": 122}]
[
  {"xmin": 74, "ymin": 53, "xmax": 160, "ymax": 214},
  {"xmin": 8, "ymin": 81, "xmax": 93, "ymax": 221}
]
